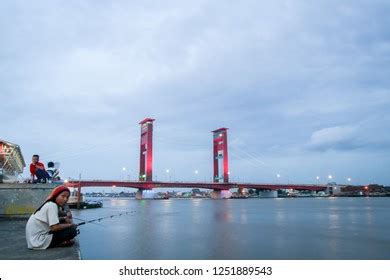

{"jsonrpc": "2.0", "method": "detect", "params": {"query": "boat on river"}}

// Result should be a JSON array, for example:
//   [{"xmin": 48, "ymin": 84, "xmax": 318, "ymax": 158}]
[{"xmin": 67, "ymin": 188, "xmax": 103, "ymax": 209}]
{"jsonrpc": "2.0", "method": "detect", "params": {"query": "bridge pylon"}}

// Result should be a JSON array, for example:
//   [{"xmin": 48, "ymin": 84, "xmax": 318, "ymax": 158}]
[
  {"xmin": 137, "ymin": 118, "xmax": 155, "ymax": 199},
  {"xmin": 211, "ymin": 128, "xmax": 231, "ymax": 199},
  {"xmin": 139, "ymin": 118, "xmax": 155, "ymax": 182},
  {"xmin": 212, "ymin": 128, "xmax": 229, "ymax": 183}
]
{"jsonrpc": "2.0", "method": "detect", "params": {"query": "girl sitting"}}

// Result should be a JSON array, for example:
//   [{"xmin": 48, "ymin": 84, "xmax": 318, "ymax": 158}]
[{"xmin": 26, "ymin": 186, "xmax": 78, "ymax": 249}]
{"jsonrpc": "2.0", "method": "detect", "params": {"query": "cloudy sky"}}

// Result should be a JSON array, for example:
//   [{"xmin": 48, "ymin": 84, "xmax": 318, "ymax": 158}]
[{"xmin": 1, "ymin": 0, "xmax": 390, "ymax": 186}]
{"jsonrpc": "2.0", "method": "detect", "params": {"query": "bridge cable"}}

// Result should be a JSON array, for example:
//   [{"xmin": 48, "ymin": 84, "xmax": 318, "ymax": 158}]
[{"xmin": 75, "ymin": 211, "xmax": 137, "ymax": 227}]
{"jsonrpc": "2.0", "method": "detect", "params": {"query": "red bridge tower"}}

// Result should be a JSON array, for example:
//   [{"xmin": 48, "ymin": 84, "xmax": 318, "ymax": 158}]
[
  {"xmin": 212, "ymin": 128, "xmax": 229, "ymax": 183},
  {"xmin": 139, "ymin": 118, "xmax": 155, "ymax": 182}
]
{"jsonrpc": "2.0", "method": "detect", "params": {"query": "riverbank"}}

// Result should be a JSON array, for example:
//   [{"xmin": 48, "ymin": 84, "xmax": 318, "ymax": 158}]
[{"xmin": 0, "ymin": 217, "xmax": 81, "ymax": 260}]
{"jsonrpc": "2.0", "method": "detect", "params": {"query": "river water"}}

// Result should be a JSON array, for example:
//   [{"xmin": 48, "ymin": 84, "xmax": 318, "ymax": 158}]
[{"xmin": 73, "ymin": 197, "xmax": 390, "ymax": 260}]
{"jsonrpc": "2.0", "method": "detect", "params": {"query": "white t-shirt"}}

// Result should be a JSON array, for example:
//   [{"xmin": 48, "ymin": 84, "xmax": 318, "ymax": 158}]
[{"xmin": 26, "ymin": 201, "xmax": 60, "ymax": 249}]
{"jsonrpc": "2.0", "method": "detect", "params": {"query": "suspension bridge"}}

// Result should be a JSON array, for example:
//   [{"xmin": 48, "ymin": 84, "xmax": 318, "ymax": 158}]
[{"xmin": 63, "ymin": 118, "xmax": 327, "ymax": 200}]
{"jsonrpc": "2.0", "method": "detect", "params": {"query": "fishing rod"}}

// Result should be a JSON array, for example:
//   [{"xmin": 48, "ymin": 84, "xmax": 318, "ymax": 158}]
[
  {"xmin": 75, "ymin": 210, "xmax": 137, "ymax": 226},
  {"xmin": 73, "ymin": 217, "xmax": 104, "ymax": 227}
]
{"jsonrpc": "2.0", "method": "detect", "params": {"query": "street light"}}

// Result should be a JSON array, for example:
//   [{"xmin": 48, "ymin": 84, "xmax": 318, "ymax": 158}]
[
  {"xmin": 328, "ymin": 175, "xmax": 333, "ymax": 180},
  {"xmin": 276, "ymin": 174, "xmax": 281, "ymax": 178},
  {"xmin": 194, "ymin": 170, "xmax": 199, "ymax": 182},
  {"xmin": 166, "ymin": 169, "xmax": 171, "ymax": 181},
  {"xmin": 121, "ymin": 167, "xmax": 127, "ymax": 180},
  {"xmin": 347, "ymin": 177, "xmax": 352, "ymax": 183}
]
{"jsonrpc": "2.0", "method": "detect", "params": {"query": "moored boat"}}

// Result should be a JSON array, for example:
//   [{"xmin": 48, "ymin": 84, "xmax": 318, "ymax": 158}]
[{"xmin": 67, "ymin": 188, "xmax": 103, "ymax": 209}]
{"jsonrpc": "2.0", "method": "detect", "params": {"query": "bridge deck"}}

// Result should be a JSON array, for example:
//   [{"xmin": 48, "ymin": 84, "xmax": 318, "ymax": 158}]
[{"xmin": 65, "ymin": 180, "xmax": 327, "ymax": 191}]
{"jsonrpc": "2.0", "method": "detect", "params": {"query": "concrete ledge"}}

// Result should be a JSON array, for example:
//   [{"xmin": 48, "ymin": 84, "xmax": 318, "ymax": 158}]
[
  {"xmin": 0, "ymin": 183, "xmax": 60, "ymax": 217},
  {"xmin": 0, "ymin": 217, "xmax": 81, "ymax": 260}
]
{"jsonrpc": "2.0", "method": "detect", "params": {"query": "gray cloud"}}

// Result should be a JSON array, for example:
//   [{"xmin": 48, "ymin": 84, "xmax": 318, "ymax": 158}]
[
  {"xmin": 1, "ymin": 0, "xmax": 390, "ymax": 185},
  {"xmin": 307, "ymin": 125, "xmax": 361, "ymax": 151}
]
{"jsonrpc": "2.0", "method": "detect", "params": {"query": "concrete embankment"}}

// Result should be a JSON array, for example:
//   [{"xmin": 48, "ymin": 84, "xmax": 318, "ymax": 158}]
[
  {"xmin": 0, "ymin": 183, "xmax": 81, "ymax": 260},
  {"xmin": 0, "ymin": 183, "xmax": 57, "ymax": 217}
]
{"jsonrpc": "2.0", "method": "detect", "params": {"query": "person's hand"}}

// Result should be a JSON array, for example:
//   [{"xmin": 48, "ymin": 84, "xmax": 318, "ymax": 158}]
[
  {"xmin": 64, "ymin": 217, "xmax": 72, "ymax": 224},
  {"xmin": 69, "ymin": 223, "xmax": 78, "ymax": 229}
]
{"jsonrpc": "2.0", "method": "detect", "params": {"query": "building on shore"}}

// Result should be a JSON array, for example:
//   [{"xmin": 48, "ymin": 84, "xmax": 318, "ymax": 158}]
[{"xmin": 0, "ymin": 139, "xmax": 26, "ymax": 183}]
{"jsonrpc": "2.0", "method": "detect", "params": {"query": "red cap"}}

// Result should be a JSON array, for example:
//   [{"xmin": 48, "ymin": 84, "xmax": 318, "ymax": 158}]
[{"xmin": 46, "ymin": 186, "xmax": 70, "ymax": 201}]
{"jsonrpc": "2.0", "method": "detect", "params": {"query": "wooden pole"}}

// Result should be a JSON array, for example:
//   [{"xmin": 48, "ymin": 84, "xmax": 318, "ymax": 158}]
[{"xmin": 77, "ymin": 173, "xmax": 81, "ymax": 209}]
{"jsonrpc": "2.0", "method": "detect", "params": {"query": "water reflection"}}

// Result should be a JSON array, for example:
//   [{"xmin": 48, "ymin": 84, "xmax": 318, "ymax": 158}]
[
  {"xmin": 110, "ymin": 198, "xmax": 128, "ymax": 207},
  {"xmin": 74, "ymin": 197, "xmax": 390, "ymax": 260}
]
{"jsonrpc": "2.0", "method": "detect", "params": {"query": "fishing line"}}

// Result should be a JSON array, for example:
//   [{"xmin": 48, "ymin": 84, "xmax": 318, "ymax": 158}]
[{"xmin": 75, "ymin": 211, "xmax": 136, "ymax": 227}]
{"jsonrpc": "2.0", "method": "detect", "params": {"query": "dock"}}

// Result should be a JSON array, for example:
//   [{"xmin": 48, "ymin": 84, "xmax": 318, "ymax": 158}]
[
  {"xmin": 0, "ymin": 183, "xmax": 81, "ymax": 260},
  {"xmin": 0, "ymin": 217, "xmax": 81, "ymax": 260}
]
